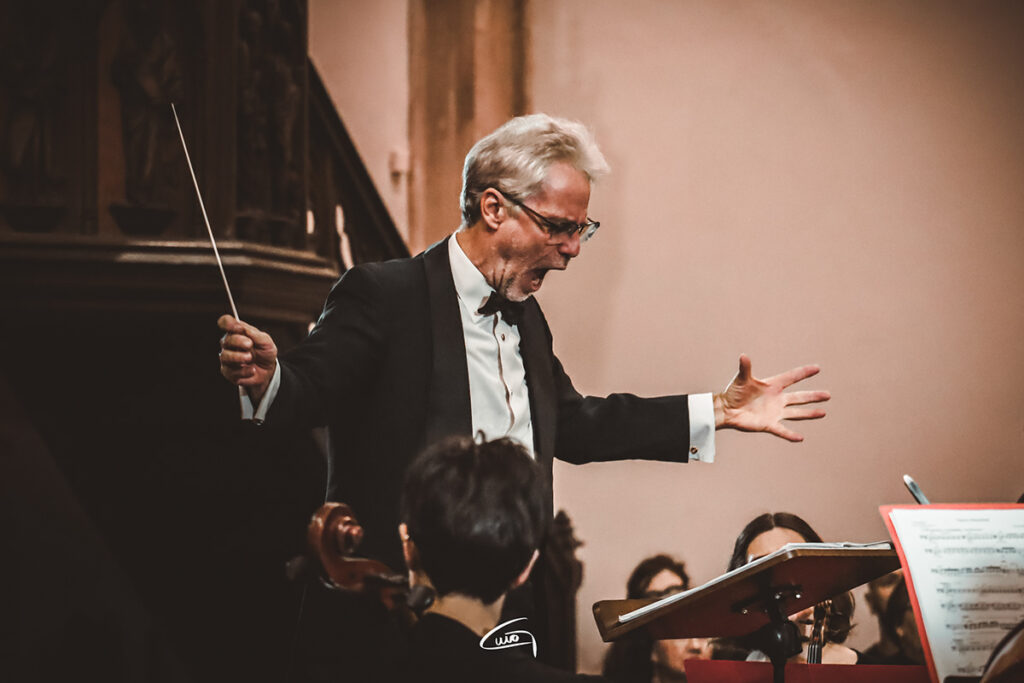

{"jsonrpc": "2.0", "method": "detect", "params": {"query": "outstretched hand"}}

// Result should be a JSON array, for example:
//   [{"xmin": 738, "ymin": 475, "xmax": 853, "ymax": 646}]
[
  {"xmin": 713, "ymin": 354, "xmax": 830, "ymax": 442},
  {"xmin": 218, "ymin": 314, "xmax": 278, "ymax": 402}
]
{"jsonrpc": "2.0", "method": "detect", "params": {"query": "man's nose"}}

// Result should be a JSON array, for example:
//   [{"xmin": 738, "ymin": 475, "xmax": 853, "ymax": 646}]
[{"xmin": 557, "ymin": 231, "xmax": 581, "ymax": 258}]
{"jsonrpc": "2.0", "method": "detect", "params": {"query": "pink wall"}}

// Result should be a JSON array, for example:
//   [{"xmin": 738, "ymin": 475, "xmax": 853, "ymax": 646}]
[
  {"xmin": 528, "ymin": 0, "xmax": 1024, "ymax": 672},
  {"xmin": 309, "ymin": 0, "xmax": 410, "ymax": 238},
  {"xmin": 309, "ymin": 0, "xmax": 1024, "ymax": 673}
]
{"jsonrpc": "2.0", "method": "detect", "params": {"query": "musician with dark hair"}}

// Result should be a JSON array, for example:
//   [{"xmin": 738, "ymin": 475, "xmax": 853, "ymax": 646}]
[
  {"xmin": 399, "ymin": 434, "xmax": 607, "ymax": 682},
  {"xmin": 723, "ymin": 512, "xmax": 859, "ymax": 665}
]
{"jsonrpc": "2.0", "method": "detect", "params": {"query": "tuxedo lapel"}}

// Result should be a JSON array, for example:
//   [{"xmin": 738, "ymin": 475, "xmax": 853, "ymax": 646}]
[
  {"xmin": 420, "ymin": 236, "xmax": 556, "ymax": 485},
  {"xmin": 518, "ymin": 301, "xmax": 556, "ymax": 473},
  {"xmin": 422, "ymin": 237, "xmax": 473, "ymax": 446}
]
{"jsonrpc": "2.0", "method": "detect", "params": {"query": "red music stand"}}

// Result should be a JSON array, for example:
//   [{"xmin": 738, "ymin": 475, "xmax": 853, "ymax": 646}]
[{"xmin": 593, "ymin": 544, "xmax": 902, "ymax": 683}]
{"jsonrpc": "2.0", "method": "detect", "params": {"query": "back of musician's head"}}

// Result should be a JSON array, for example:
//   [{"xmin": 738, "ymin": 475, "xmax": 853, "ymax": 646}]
[{"xmin": 400, "ymin": 435, "xmax": 547, "ymax": 605}]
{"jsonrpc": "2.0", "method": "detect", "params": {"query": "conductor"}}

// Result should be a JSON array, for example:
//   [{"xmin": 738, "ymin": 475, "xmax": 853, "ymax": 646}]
[{"xmin": 217, "ymin": 113, "xmax": 830, "ymax": 673}]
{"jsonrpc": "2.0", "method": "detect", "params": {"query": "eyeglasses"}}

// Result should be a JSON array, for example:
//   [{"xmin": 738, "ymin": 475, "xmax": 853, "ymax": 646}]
[
  {"xmin": 641, "ymin": 585, "xmax": 687, "ymax": 600},
  {"xmin": 502, "ymin": 193, "xmax": 600, "ymax": 242}
]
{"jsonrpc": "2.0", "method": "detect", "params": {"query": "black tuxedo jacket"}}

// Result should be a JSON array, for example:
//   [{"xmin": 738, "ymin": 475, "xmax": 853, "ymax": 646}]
[{"xmin": 268, "ymin": 236, "xmax": 692, "ymax": 567}]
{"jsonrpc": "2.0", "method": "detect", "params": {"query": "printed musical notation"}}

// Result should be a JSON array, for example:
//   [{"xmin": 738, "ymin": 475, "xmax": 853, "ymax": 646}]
[
  {"xmin": 931, "ymin": 565, "xmax": 1024, "ymax": 577},
  {"xmin": 934, "ymin": 583, "xmax": 1024, "ymax": 595},
  {"xmin": 887, "ymin": 506, "xmax": 1024, "ymax": 683},
  {"xmin": 940, "ymin": 601, "xmax": 1024, "ymax": 612}
]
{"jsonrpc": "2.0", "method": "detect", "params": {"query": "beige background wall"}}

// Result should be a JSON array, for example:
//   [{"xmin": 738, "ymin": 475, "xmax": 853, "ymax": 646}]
[
  {"xmin": 310, "ymin": 0, "xmax": 1024, "ymax": 673},
  {"xmin": 309, "ymin": 0, "xmax": 411, "ymax": 239}
]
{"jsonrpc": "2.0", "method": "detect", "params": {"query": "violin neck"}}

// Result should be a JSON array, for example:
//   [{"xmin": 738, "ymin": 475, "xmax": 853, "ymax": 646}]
[{"xmin": 806, "ymin": 600, "xmax": 830, "ymax": 665}]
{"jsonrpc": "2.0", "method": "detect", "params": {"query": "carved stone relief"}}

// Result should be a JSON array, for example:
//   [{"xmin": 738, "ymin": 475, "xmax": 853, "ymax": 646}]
[
  {"xmin": 0, "ymin": 3, "xmax": 69, "ymax": 232},
  {"xmin": 109, "ymin": 0, "xmax": 185, "ymax": 236},
  {"xmin": 236, "ymin": 0, "xmax": 306, "ymax": 249}
]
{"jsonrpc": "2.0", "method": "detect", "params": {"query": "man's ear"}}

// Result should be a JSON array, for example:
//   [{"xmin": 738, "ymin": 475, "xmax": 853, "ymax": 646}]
[
  {"xmin": 510, "ymin": 549, "xmax": 540, "ymax": 590},
  {"xmin": 479, "ymin": 188, "xmax": 506, "ymax": 231},
  {"xmin": 399, "ymin": 523, "xmax": 433, "ymax": 589}
]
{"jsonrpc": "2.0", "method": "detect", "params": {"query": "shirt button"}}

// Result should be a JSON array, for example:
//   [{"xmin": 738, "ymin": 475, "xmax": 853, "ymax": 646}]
[
  {"xmin": 689, "ymin": 446, "xmax": 698, "ymax": 455},
  {"xmin": 501, "ymin": 334, "xmax": 506, "ymax": 341}
]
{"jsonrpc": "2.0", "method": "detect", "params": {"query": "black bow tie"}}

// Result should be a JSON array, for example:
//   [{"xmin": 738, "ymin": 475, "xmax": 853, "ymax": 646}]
[{"xmin": 477, "ymin": 292, "xmax": 525, "ymax": 325}]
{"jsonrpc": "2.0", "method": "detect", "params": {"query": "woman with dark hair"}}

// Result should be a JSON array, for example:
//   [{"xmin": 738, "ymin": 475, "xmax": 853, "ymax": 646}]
[
  {"xmin": 723, "ymin": 512, "xmax": 860, "ymax": 665},
  {"xmin": 602, "ymin": 555, "xmax": 711, "ymax": 682}
]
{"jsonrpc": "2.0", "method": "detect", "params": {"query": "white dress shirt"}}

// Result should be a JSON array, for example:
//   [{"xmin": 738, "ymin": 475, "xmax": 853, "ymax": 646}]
[
  {"xmin": 448, "ymin": 233, "xmax": 535, "ymax": 452},
  {"xmin": 242, "ymin": 234, "xmax": 716, "ymax": 462}
]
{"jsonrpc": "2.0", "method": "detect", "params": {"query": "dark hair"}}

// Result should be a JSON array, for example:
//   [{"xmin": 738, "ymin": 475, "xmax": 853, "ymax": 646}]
[
  {"xmin": 626, "ymin": 554, "xmax": 690, "ymax": 599},
  {"xmin": 882, "ymin": 576, "xmax": 911, "ymax": 644},
  {"xmin": 727, "ymin": 512, "xmax": 823, "ymax": 571},
  {"xmin": 399, "ymin": 435, "xmax": 547, "ymax": 605},
  {"xmin": 602, "ymin": 555, "xmax": 690, "ymax": 683},
  {"xmin": 727, "ymin": 512, "xmax": 854, "ymax": 644}
]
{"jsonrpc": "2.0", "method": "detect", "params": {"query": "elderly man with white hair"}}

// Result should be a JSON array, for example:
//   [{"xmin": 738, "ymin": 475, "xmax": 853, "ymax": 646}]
[{"xmin": 217, "ymin": 113, "xmax": 829, "ymax": 680}]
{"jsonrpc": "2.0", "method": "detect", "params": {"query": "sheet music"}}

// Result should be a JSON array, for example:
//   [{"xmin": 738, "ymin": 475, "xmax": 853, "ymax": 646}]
[
  {"xmin": 888, "ymin": 507, "xmax": 1024, "ymax": 681},
  {"xmin": 617, "ymin": 541, "xmax": 892, "ymax": 624}
]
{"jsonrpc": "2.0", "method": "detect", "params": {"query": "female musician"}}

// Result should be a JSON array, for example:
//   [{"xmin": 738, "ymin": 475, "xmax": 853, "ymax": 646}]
[{"xmin": 725, "ymin": 512, "xmax": 860, "ymax": 665}]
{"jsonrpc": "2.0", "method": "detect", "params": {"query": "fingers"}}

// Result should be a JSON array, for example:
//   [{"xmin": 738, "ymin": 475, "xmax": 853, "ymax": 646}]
[
  {"xmin": 217, "ymin": 314, "xmax": 244, "ymax": 333},
  {"xmin": 219, "ymin": 348, "xmax": 254, "ymax": 366},
  {"xmin": 219, "ymin": 359, "xmax": 256, "ymax": 384},
  {"xmin": 784, "ymin": 390, "xmax": 831, "ymax": 406},
  {"xmin": 736, "ymin": 353, "xmax": 752, "ymax": 381},
  {"xmin": 218, "ymin": 316, "xmax": 277, "ymax": 361},
  {"xmin": 221, "ymin": 331, "xmax": 254, "ymax": 353},
  {"xmin": 768, "ymin": 423, "xmax": 805, "ymax": 442},
  {"xmin": 218, "ymin": 314, "xmax": 274, "ymax": 345},
  {"xmin": 219, "ymin": 315, "xmax": 259, "ymax": 382},
  {"xmin": 782, "ymin": 406, "xmax": 827, "ymax": 421},
  {"xmin": 767, "ymin": 363, "xmax": 821, "ymax": 388}
]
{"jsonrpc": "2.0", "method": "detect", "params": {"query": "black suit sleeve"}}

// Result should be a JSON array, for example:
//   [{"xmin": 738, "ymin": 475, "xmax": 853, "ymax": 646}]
[
  {"xmin": 267, "ymin": 265, "xmax": 386, "ymax": 431},
  {"xmin": 529, "ymin": 308, "xmax": 691, "ymax": 466},
  {"xmin": 551, "ymin": 352, "xmax": 691, "ymax": 465}
]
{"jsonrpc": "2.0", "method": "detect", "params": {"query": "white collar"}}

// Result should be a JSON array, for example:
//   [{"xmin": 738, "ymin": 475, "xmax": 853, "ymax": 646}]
[{"xmin": 448, "ymin": 232, "xmax": 496, "ymax": 319}]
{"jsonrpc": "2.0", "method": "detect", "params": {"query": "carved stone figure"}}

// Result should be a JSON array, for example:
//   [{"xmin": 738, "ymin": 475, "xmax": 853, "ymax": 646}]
[{"xmin": 111, "ymin": 0, "xmax": 183, "ymax": 209}]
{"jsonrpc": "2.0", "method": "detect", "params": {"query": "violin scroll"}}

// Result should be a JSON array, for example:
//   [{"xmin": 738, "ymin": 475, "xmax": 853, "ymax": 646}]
[{"xmin": 306, "ymin": 502, "xmax": 407, "ymax": 610}]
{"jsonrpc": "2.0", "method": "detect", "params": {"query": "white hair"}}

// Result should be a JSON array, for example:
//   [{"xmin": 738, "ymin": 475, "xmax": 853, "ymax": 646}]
[{"xmin": 460, "ymin": 114, "xmax": 610, "ymax": 226}]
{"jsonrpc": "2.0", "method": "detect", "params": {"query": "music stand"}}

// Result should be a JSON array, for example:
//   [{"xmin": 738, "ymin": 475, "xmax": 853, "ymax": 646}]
[{"xmin": 593, "ymin": 544, "xmax": 900, "ymax": 683}]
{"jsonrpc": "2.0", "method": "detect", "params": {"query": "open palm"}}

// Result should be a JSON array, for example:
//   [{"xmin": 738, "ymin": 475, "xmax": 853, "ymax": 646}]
[{"xmin": 715, "ymin": 354, "xmax": 831, "ymax": 442}]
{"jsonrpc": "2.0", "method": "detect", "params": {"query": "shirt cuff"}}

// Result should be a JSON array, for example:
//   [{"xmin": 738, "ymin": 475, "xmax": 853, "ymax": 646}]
[
  {"xmin": 239, "ymin": 363, "xmax": 281, "ymax": 424},
  {"xmin": 687, "ymin": 392, "xmax": 715, "ymax": 463}
]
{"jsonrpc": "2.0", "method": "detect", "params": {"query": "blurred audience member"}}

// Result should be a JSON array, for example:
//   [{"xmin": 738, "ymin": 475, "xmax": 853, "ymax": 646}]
[
  {"xmin": 881, "ymin": 576, "xmax": 926, "ymax": 665},
  {"xmin": 603, "ymin": 555, "xmax": 711, "ymax": 682},
  {"xmin": 861, "ymin": 570, "xmax": 905, "ymax": 664}
]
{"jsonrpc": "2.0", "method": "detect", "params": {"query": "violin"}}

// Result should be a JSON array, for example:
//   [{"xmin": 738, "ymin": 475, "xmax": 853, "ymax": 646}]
[
  {"xmin": 296, "ymin": 502, "xmax": 434, "ymax": 614},
  {"xmin": 303, "ymin": 502, "xmax": 409, "ymax": 609},
  {"xmin": 805, "ymin": 600, "xmax": 830, "ymax": 664}
]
